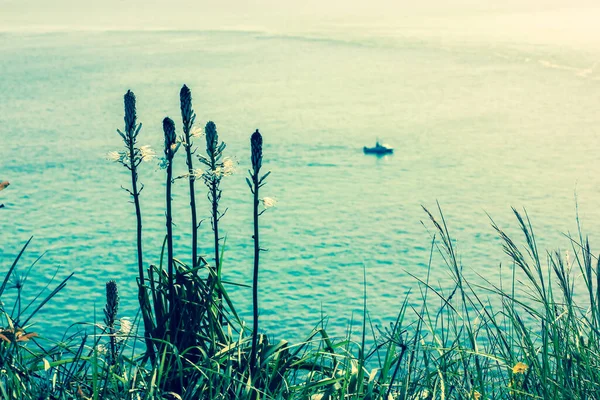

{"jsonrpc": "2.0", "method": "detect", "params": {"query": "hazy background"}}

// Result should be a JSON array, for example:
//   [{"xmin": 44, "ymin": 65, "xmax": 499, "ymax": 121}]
[{"xmin": 3, "ymin": 0, "xmax": 600, "ymax": 48}]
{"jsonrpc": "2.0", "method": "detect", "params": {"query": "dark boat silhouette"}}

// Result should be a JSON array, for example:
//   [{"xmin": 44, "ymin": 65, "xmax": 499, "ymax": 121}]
[{"xmin": 363, "ymin": 141, "xmax": 393, "ymax": 155}]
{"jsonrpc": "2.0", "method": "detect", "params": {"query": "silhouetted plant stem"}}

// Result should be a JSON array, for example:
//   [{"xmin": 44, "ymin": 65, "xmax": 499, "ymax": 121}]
[
  {"xmin": 248, "ymin": 129, "xmax": 267, "ymax": 374},
  {"xmin": 179, "ymin": 85, "xmax": 199, "ymax": 268},
  {"xmin": 211, "ymin": 181, "xmax": 220, "ymax": 273},
  {"xmin": 118, "ymin": 90, "xmax": 155, "ymax": 363},
  {"xmin": 163, "ymin": 117, "xmax": 178, "ymax": 339},
  {"xmin": 123, "ymin": 91, "xmax": 145, "ymax": 288},
  {"xmin": 251, "ymin": 180, "xmax": 260, "ymax": 374},
  {"xmin": 104, "ymin": 280, "xmax": 119, "ymax": 365},
  {"xmin": 204, "ymin": 121, "xmax": 225, "ymax": 319}
]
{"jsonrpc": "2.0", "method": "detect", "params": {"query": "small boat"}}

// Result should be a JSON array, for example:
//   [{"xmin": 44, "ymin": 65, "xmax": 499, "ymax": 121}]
[{"xmin": 363, "ymin": 141, "xmax": 393, "ymax": 155}]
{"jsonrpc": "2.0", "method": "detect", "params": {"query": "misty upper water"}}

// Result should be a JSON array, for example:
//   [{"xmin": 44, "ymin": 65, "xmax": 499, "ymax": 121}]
[{"xmin": 1, "ymin": 20, "xmax": 600, "ymax": 342}]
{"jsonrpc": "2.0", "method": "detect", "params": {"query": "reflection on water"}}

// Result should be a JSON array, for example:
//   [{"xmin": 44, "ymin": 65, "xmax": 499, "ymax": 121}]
[{"xmin": 1, "ymin": 28, "xmax": 599, "ymax": 342}]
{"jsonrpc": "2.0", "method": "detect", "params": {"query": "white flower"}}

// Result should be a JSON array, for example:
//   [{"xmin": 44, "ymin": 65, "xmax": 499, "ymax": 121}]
[
  {"xmin": 190, "ymin": 125, "xmax": 204, "ymax": 138},
  {"xmin": 202, "ymin": 158, "xmax": 236, "ymax": 181},
  {"xmin": 222, "ymin": 157, "xmax": 236, "ymax": 175},
  {"xmin": 139, "ymin": 145, "xmax": 156, "ymax": 162},
  {"xmin": 114, "ymin": 318, "xmax": 133, "ymax": 343},
  {"xmin": 96, "ymin": 344, "xmax": 107, "ymax": 355},
  {"xmin": 106, "ymin": 151, "xmax": 123, "ymax": 162},
  {"xmin": 310, "ymin": 395, "xmax": 324, "ymax": 400},
  {"xmin": 206, "ymin": 168, "xmax": 219, "ymax": 179},
  {"xmin": 190, "ymin": 168, "xmax": 204, "ymax": 178},
  {"xmin": 210, "ymin": 158, "xmax": 236, "ymax": 178},
  {"xmin": 260, "ymin": 197, "xmax": 277, "ymax": 209},
  {"xmin": 119, "ymin": 318, "xmax": 132, "ymax": 336}
]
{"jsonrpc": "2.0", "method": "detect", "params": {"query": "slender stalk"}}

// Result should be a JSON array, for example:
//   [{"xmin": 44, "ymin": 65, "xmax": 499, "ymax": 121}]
[
  {"xmin": 210, "ymin": 178, "xmax": 220, "ymax": 283},
  {"xmin": 103, "ymin": 280, "xmax": 119, "ymax": 365},
  {"xmin": 210, "ymin": 175, "xmax": 223, "ymax": 326},
  {"xmin": 163, "ymin": 117, "xmax": 178, "ymax": 339},
  {"xmin": 128, "ymin": 145, "xmax": 144, "ymax": 281},
  {"xmin": 180, "ymin": 85, "xmax": 199, "ymax": 268},
  {"xmin": 123, "ymin": 91, "xmax": 145, "ymax": 287},
  {"xmin": 166, "ymin": 161, "xmax": 174, "ymax": 304},
  {"xmin": 251, "ymin": 174, "xmax": 260, "ymax": 373},
  {"xmin": 126, "ymin": 123, "xmax": 151, "ymax": 349},
  {"xmin": 204, "ymin": 121, "xmax": 224, "ymax": 318},
  {"xmin": 120, "ymin": 91, "xmax": 155, "ymax": 362},
  {"xmin": 249, "ymin": 129, "xmax": 264, "ymax": 374},
  {"xmin": 211, "ymin": 179, "xmax": 221, "ymax": 282}
]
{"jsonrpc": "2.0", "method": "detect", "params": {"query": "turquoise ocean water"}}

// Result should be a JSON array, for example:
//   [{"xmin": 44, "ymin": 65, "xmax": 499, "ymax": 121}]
[{"xmin": 1, "ymin": 23, "xmax": 600, "ymax": 341}]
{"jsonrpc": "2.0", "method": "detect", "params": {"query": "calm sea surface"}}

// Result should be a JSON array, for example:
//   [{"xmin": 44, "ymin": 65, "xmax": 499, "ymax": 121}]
[{"xmin": 1, "ymin": 27, "xmax": 599, "ymax": 342}]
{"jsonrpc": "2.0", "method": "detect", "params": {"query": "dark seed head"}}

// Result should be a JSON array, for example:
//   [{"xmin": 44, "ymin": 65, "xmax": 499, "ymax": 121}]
[
  {"xmin": 251, "ymin": 129, "xmax": 263, "ymax": 172},
  {"xmin": 163, "ymin": 117, "xmax": 177, "ymax": 157},
  {"xmin": 180, "ymin": 85, "xmax": 193, "ymax": 128},
  {"xmin": 205, "ymin": 121, "xmax": 218, "ymax": 155},
  {"xmin": 124, "ymin": 90, "xmax": 137, "ymax": 134},
  {"xmin": 104, "ymin": 280, "xmax": 119, "ymax": 326}
]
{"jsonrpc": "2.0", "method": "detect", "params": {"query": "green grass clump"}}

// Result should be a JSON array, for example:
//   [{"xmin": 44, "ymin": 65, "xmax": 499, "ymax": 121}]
[{"xmin": 2, "ymin": 86, "xmax": 600, "ymax": 399}]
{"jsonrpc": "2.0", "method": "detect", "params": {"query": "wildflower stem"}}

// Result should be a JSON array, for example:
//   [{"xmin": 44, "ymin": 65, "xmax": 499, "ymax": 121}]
[
  {"xmin": 205, "ymin": 121, "xmax": 223, "ymax": 321},
  {"xmin": 211, "ymin": 180, "xmax": 221, "ymax": 290},
  {"xmin": 123, "ymin": 91, "xmax": 145, "ymax": 291},
  {"xmin": 251, "ymin": 172, "xmax": 260, "ymax": 374},
  {"xmin": 166, "ymin": 166, "xmax": 174, "ymax": 303},
  {"xmin": 180, "ymin": 85, "xmax": 199, "ymax": 268},
  {"xmin": 121, "ymin": 90, "xmax": 155, "ymax": 363},
  {"xmin": 104, "ymin": 281, "xmax": 119, "ymax": 365},
  {"xmin": 163, "ymin": 117, "xmax": 178, "ymax": 340},
  {"xmin": 249, "ymin": 129, "xmax": 264, "ymax": 374}
]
